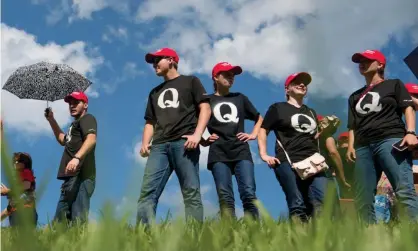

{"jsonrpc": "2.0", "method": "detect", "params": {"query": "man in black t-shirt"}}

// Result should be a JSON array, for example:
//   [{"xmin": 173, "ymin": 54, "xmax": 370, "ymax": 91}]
[
  {"xmin": 137, "ymin": 48, "xmax": 211, "ymax": 224},
  {"xmin": 347, "ymin": 49, "xmax": 418, "ymax": 223},
  {"xmin": 45, "ymin": 91, "xmax": 97, "ymax": 224}
]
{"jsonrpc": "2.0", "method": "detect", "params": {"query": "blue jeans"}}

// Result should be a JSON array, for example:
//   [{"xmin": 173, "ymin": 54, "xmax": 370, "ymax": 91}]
[
  {"xmin": 54, "ymin": 176, "xmax": 95, "ymax": 224},
  {"xmin": 210, "ymin": 160, "xmax": 259, "ymax": 219},
  {"xmin": 274, "ymin": 161, "xmax": 327, "ymax": 222},
  {"xmin": 354, "ymin": 138, "xmax": 418, "ymax": 224},
  {"xmin": 136, "ymin": 139, "xmax": 203, "ymax": 225}
]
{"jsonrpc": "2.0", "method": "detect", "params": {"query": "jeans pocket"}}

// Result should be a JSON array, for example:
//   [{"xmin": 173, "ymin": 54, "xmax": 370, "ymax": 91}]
[{"xmin": 61, "ymin": 176, "xmax": 81, "ymax": 203}]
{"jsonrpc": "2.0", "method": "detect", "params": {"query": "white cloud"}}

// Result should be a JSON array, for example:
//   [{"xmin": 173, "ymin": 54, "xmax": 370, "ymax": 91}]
[
  {"xmin": 41, "ymin": 0, "xmax": 130, "ymax": 24},
  {"xmin": 102, "ymin": 26, "xmax": 128, "ymax": 43},
  {"xmin": 1, "ymin": 23, "xmax": 103, "ymax": 135},
  {"xmin": 136, "ymin": 0, "xmax": 418, "ymax": 99}
]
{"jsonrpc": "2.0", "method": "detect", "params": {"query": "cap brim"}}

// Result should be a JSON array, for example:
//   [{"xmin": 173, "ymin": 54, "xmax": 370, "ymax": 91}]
[
  {"xmin": 230, "ymin": 66, "xmax": 243, "ymax": 75},
  {"xmin": 64, "ymin": 95, "xmax": 83, "ymax": 103},
  {"xmin": 145, "ymin": 53, "xmax": 157, "ymax": 64},
  {"xmin": 352, "ymin": 53, "xmax": 373, "ymax": 63},
  {"xmin": 294, "ymin": 72, "xmax": 312, "ymax": 85}
]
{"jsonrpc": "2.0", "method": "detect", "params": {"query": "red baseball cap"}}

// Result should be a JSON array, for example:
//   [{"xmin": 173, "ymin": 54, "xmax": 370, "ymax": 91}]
[
  {"xmin": 285, "ymin": 72, "xmax": 312, "ymax": 88},
  {"xmin": 338, "ymin": 131, "xmax": 349, "ymax": 140},
  {"xmin": 212, "ymin": 62, "xmax": 242, "ymax": 79},
  {"xmin": 405, "ymin": 83, "xmax": 418, "ymax": 95},
  {"xmin": 351, "ymin": 49, "xmax": 386, "ymax": 65},
  {"xmin": 145, "ymin": 48, "xmax": 179, "ymax": 64},
  {"xmin": 64, "ymin": 91, "xmax": 88, "ymax": 103},
  {"xmin": 317, "ymin": 114, "xmax": 324, "ymax": 121}
]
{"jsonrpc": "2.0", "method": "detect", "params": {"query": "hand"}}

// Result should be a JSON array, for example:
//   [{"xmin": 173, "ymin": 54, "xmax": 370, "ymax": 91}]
[
  {"xmin": 400, "ymin": 134, "xmax": 418, "ymax": 150},
  {"xmin": 1, "ymin": 184, "xmax": 10, "ymax": 196},
  {"xmin": 65, "ymin": 158, "xmax": 80, "ymax": 174},
  {"xmin": 346, "ymin": 147, "xmax": 356, "ymax": 163},
  {"xmin": 260, "ymin": 154, "xmax": 280, "ymax": 168},
  {"xmin": 44, "ymin": 107, "xmax": 54, "ymax": 121},
  {"xmin": 343, "ymin": 181, "xmax": 351, "ymax": 189},
  {"xmin": 237, "ymin": 132, "xmax": 256, "ymax": 142},
  {"xmin": 182, "ymin": 133, "xmax": 201, "ymax": 150},
  {"xmin": 140, "ymin": 143, "xmax": 151, "ymax": 157}
]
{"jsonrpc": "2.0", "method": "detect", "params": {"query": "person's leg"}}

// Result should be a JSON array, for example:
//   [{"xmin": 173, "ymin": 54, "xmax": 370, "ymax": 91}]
[
  {"xmin": 71, "ymin": 178, "xmax": 95, "ymax": 224},
  {"xmin": 374, "ymin": 138, "xmax": 418, "ymax": 222},
  {"xmin": 53, "ymin": 177, "xmax": 80, "ymax": 223},
  {"xmin": 211, "ymin": 162, "xmax": 236, "ymax": 219},
  {"xmin": 306, "ymin": 172, "xmax": 328, "ymax": 218},
  {"xmin": 274, "ymin": 161, "xmax": 308, "ymax": 222},
  {"xmin": 136, "ymin": 143, "xmax": 173, "ymax": 225},
  {"xmin": 170, "ymin": 139, "xmax": 203, "ymax": 222},
  {"xmin": 353, "ymin": 145, "xmax": 379, "ymax": 224},
  {"xmin": 234, "ymin": 160, "xmax": 259, "ymax": 219}
]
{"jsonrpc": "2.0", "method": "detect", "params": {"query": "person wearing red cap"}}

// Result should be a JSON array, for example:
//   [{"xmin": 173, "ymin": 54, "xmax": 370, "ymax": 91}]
[
  {"xmin": 1, "ymin": 152, "xmax": 37, "ymax": 227},
  {"xmin": 405, "ymin": 83, "xmax": 418, "ymax": 110},
  {"xmin": 199, "ymin": 62, "xmax": 263, "ymax": 220},
  {"xmin": 137, "ymin": 48, "xmax": 211, "ymax": 225},
  {"xmin": 44, "ymin": 91, "xmax": 97, "ymax": 224},
  {"xmin": 258, "ymin": 72, "xmax": 327, "ymax": 222},
  {"xmin": 347, "ymin": 49, "xmax": 418, "ymax": 223}
]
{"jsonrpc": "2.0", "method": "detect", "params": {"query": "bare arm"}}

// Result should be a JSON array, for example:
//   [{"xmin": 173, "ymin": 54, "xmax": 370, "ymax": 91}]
[
  {"xmin": 404, "ymin": 106, "xmax": 416, "ymax": 132},
  {"xmin": 326, "ymin": 137, "xmax": 347, "ymax": 182},
  {"xmin": 142, "ymin": 121, "xmax": 155, "ymax": 145},
  {"xmin": 250, "ymin": 115, "xmax": 263, "ymax": 137},
  {"xmin": 258, "ymin": 128, "xmax": 269, "ymax": 157},
  {"xmin": 74, "ymin": 134, "xmax": 96, "ymax": 159},
  {"xmin": 47, "ymin": 118, "xmax": 65, "ymax": 146},
  {"xmin": 348, "ymin": 130, "xmax": 355, "ymax": 149},
  {"xmin": 194, "ymin": 102, "xmax": 211, "ymax": 137}
]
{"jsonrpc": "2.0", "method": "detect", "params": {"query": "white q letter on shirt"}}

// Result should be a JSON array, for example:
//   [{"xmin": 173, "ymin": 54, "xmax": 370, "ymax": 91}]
[
  {"xmin": 213, "ymin": 102, "xmax": 239, "ymax": 123},
  {"xmin": 157, "ymin": 88, "xmax": 180, "ymax": 109},
  {"xmin": 66, "ymin": 125, "xmax": 73, "ymax": 143},
  {"xmin": 291, "ymin": 114, "xmax": 316, "ymax": 134},
  {"xmin": 355, "ymin": 92, "xmax": 382, "ymax": 115}
]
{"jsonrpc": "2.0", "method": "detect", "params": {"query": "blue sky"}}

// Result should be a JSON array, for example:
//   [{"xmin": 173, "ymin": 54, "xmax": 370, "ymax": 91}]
[{"xmin": 1, "ymin": 0, "xmax": 418, "ymax": 226}]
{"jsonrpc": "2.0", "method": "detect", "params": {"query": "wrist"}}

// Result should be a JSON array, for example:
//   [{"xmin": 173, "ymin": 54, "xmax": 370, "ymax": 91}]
[
  {"xmin": 74, "ymin": 155, "xmax": 81, "ymax": 161},
  {"xmin": 406, "ymin": 130, "xmax": 416, "ymax": 136}
]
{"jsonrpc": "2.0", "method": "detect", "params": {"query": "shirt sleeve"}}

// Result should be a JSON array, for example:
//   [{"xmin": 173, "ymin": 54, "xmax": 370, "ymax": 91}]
[
  {"xmin": 144, "ymin": 93, "xmax": 156, "ymax": 122},
  {"xmin": 261, "ymin": 104, "xmax": 279, "ymax": 130},
  {"xmin": 243, "ymin": 95, "xmax": 260, "ymax": 121},
  {"xmin": 191, "ymin": 76, "xmax": 209, "ymax": 105},
  {"xmin": 80, "ymin": 114, "xmax": 97, "ymax": 139},
  {"xmin": 395, "ymin": 79, "xmax": 415, "ymax": 109},
  {"xmin": 20, "ymin": 169, "xmax": 35, "ymax": 182}
]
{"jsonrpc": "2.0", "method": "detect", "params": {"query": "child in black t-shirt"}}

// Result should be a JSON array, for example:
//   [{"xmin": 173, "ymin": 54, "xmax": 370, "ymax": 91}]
[
  {"xmin": 347, "ymin": 49, "xmax": 418, "ymax": 223},
  {"xmin": 200, "ymin": 62, "xmax": 263, "ymax": 220},
  {"xmin": 258, "ymin": 72, "xmax": 327, "ymax": 222}
]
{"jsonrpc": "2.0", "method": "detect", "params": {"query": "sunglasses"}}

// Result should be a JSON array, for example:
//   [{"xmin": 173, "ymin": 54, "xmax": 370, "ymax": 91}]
[{"xmin": 153, "ymin": 56, "xmax": 171, "ymax": 65}]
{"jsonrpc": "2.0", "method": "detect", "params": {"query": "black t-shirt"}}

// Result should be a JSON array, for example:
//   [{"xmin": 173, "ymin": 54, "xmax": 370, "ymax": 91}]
[
  {"xmin": 347, "ymin": 79, "xmax": 414, "ymax": 148},
  {"xmin": 58, "ymin": 114, "xmax": 97, "ymax": 180},
  {"xmin": 261, "ymin": 102, "xmax": 319, "ymax": 163},
  {"xmin": 206, "ymin": 93, "xmax": 260, "ymax": 165},
  {"xmin": 145, "ymin": 75, "xmax": 209, "ymax": 145}
]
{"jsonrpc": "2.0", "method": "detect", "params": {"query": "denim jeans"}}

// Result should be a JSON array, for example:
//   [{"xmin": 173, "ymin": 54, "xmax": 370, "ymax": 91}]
[
  {"xmin": 136, "ymin": 139, "xmax": 203, "ymax": 225},
  {"xmin": 54, "ymin": 176, "xmax": 95, "ymax": 224},
  {"xmin": 354, "ymin": 137, "xmax": 418, "ymax": 224},
  {"xmin": 274, "ymin": 161, "xmax": 327, "ymax": 222},
  {"xmin": 9, "ymin": 208, "xmax": 38, "ymax": 227},
  {"xmin": 210, "ymin": 160, "xmax": 259, "ymax": 219}
]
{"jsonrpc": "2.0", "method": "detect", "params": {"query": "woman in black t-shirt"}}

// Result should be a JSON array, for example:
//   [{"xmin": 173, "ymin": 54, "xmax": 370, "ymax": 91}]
[
  {"xmin": 346, "ymin": 49, "xmax": 418, "ymax": 224},
  {"xmin": 200, "ymin": 62, "xmax": 263, "ymax": 219},
  {"xmin": 258, "ymin": 72, "xmax": 327, "ymax": 222}
]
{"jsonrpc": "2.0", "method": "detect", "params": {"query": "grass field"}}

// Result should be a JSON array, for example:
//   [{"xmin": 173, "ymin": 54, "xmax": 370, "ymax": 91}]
[
  {"xmin": 2, "ymin": 134, "xmax": 418, "ymax": 251},
  {"xmin": 1, "ymin": 202, "xmax": 418, "ymax": 251}
]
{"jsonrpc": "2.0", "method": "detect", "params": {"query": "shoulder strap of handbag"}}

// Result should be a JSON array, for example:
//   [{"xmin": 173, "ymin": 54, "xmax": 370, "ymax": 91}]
[{"xmin": 275, "ymin": 108, "xmax": 320, "ymax": 164}]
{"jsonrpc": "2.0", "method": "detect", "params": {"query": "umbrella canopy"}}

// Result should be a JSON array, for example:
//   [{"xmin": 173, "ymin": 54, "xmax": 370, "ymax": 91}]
[{"xmin": 2, "ymin": 61, "xmax": 92, "ymax": 102}]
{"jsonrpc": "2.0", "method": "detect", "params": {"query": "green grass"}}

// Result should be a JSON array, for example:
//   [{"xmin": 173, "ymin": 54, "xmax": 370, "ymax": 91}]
[
  {"xmin": 2, "ymin": 128, "xmax": 418, "ymax": 251},
  {"xmin": 1, "ymin": 202, "xmax": 418, "ymax": 251}
]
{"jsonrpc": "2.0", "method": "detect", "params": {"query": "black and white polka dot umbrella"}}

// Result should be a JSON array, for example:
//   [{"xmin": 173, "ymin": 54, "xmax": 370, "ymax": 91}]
[{"xmin": 2, "ymin": 61, "xmax": 93, "ymax": 104}]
